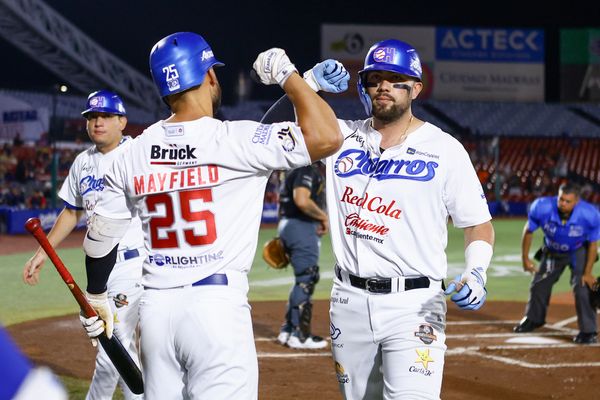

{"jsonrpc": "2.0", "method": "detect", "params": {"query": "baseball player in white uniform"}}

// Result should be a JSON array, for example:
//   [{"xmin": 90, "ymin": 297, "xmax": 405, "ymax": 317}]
[
  {"xmin": 262, "ymin": 39, "xmax": 495, "ymax": 399},
  {"xmin": 77, "ymin": 32, "xmax": 343, "ymax": 399},
  {"xmin": 23, "ymin": 90, "xmax": 144, "ymax": 400}
]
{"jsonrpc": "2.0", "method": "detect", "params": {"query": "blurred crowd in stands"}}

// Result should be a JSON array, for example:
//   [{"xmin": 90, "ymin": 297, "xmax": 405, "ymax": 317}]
[
  {"xmin": 466, "ymin": 135, "xmax": 600, "ymax": 207},
  {"xmin": 2, "ymin": 130, "xmax": 600, "ymax": 214},
  {"xmin": 0, "ymin": 136, "xmax": 79, "ymax": 210}
]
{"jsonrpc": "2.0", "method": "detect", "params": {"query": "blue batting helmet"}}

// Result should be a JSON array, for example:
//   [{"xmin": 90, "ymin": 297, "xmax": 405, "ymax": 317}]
[
  {"xmin": 81, "ymin": 90, "xmax": 126, "ymax": 116},
  {"xmin": 149, "ymin": 32, "xmax": 224, "ymax": 98},
  {"xmin": 357, "ymin": 39, "xmax": 422, "ymax": 115}
]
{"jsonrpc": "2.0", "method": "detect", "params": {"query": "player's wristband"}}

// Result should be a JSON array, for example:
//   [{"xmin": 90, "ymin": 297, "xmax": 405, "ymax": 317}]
[{"xmin": 464, "ymin": 240, "xmax": 493, "ymax": 282}]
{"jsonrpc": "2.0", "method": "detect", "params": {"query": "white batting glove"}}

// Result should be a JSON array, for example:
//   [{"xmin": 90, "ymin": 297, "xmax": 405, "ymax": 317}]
[
  {"xmin": 303, "ymin": 59, "xmax": 349, "ymax": 93},
  {"xmin": 252, "ymin": 48, "xmax": 298, "ymax": 87},
  {"xmin": 444, "ymin": 267, "xmax": 487, "ymax": 310},
  {"xmin": 84, "ymin": 291, "xmax": 114, "ymax": 341},
  {"xmin": 79, "ymin": 313, "xmax": 103, "ymax": 347}
]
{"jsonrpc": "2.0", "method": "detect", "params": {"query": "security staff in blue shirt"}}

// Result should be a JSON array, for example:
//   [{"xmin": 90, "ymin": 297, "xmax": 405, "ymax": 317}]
[
  {"xmin": 275, "ymin": 163, "xmax": 329, "ymax": 350},
  {"xmin": 514, "ymin": 182, "xmax": 600, "ymax": 344}
]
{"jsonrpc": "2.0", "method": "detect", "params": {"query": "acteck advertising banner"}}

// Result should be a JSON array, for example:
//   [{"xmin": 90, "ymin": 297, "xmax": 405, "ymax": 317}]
[
  {"xmin": 0, "ymin": 94, "xmax": 49, "ymax": 143},
  {"xmin": 321, "ymin": 24, "xmax": 435, "ymax": 98},
  {"xmin": 560, "ymin": 29, "xmax": 600, "ymax": 102},
  {"xmin": 434, "ymin": 27, "xmax": 545, "ymax": 101}
]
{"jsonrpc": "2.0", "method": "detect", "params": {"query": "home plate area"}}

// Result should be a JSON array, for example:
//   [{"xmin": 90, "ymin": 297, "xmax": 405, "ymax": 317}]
[{"xmin": 8, "ymin": 299, "xmax": 600, "ymax": 399}]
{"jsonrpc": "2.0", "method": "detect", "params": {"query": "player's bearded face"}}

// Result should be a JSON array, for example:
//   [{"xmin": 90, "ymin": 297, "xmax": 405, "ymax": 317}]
[{"xmin": 365, "ymin": 72, "xmax": 414, "ymax": 123}]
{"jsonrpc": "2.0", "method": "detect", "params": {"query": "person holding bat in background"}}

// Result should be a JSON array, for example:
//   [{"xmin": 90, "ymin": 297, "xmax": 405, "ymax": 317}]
[
  {"xmin": 78, "ymin": 32, "xmax": 345, "ymax": 399},
  {"xmin": 22, "ymin": 90, "xmax": 144, "ymax": 400}
]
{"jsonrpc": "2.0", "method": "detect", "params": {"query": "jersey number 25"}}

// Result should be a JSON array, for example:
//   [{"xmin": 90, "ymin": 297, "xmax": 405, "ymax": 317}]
[{"xmin": 146, "ymin": 189, "xmax": 216, "ymax": 249}]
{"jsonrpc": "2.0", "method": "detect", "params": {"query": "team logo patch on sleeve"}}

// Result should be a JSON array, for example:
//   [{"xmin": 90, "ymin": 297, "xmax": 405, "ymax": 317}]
[{"xmin": 276, "ymin": 126, "xmax": 297, "ymax": 152}]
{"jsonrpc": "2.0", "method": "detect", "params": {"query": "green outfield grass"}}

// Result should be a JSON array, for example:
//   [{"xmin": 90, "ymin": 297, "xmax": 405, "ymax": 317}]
[
  {"xmin": 0, "ymin": 217, "xmax": 586, "ymax": 399},
  {"xmin": 0, "ymin": 218, "xmax": 578, "ymax": 327}
]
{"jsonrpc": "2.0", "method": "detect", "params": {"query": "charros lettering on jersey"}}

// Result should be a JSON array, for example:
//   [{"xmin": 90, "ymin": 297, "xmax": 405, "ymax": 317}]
[
  {"xmin": 133, "ymin": 165, "xmax": 220, "ymax": 195},
  {"xmin": 334, "ymin": 149, "xmax": 438, "ymax": 181},
  {"xmin": 80, "ymin": 175, "xmax": 104, "ymax": 195}
]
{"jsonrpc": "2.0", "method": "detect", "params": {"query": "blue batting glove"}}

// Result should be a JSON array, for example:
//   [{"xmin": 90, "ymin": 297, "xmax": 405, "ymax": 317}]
[
  {"xmin": 303, "ymin": 59, "xmax": 349, "ymax": 93},
  {"xmin": 444, "ymin": 270, "xmax": 487, "ymax": 310}
]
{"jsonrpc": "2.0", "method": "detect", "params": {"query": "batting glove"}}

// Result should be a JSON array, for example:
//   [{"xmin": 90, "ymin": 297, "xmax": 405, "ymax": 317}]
[
  {"xmin": 303, "ymin": 59, "xmax": 349, "ymax": 93},
  {"xmin": 444, "ymin": 267, "xmax": 487, "ymax": 310},
  {"xmin": 79, "ymin": 313, "xmax": 103, "ymax": 347},
  {"xmin": 252, "ymin": 48, "xmax": 298, "ymax": 87},
  {"xmin": 84, "ymin": 291, "xmax": 114, "ymax": 341}
]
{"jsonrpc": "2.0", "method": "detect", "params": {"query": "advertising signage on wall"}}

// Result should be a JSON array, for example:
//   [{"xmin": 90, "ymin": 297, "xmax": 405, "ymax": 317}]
[
  {"xmin": 560, "ymin": 29, "xmax": 600, "ymax": 102},
  {"xmin": 321, "ymin": 24, "xmax": 434, "ymax": 98},
  {"xmin": 321, "ymin": 24, "xmax": 545, "ymax": 102},
  {"xmin": 436, "ymin": 27, "xmax": 544, "ymax": 62},
  {"xmin": 434, "ymin": 27, "xmax": 545, "ymax": 101}
]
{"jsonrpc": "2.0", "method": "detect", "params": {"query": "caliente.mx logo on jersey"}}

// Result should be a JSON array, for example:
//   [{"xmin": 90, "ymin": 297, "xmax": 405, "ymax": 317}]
[{"xmin": 334, "ymin": 148, "xmax": 438, "ymax": 181}]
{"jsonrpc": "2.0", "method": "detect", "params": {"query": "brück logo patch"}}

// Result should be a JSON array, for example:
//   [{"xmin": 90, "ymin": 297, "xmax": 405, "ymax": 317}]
[{"xmin": 150, "ymin": 144, "xmax": 197, "ymax": 165}]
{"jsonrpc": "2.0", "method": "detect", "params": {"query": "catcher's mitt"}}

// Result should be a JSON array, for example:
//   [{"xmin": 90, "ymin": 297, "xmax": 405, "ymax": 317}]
[{"xmin": 262, "ymin": 237, "xmax": 289, "ymax": 269}]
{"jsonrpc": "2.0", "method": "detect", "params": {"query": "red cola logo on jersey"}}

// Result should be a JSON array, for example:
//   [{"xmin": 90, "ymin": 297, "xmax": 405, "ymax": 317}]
[
  {"xmin": 341, "ymin": 186, "xmax": 401, "ymax": 220},
  {"xmin": 334, "ymin": 149, "xmax": 438, "ymax": 181}
]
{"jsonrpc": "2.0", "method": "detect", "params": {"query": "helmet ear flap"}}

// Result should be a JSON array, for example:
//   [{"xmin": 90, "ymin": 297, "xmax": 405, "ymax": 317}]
[{"xmin": 357, "ymin": 73, "xmax": 372, "ymax": 117}]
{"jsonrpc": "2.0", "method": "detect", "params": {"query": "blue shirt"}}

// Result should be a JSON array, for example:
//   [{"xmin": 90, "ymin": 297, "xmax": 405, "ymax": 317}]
[{"xmin": 528, "ymin": 196, "xmax": 600, "ymax": 253}]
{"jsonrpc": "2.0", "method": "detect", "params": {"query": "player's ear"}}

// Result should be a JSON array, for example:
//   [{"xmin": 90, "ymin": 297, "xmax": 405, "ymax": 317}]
[
  {"xmin": 206, "ymin": 68, "xmax": 218, "ymax": 87},
  {"xmin": 118, "ymin": 115, "xmax": 128, "ymax": 130},
  {"xmin": 411, "ymin": 82, "xmax": 423, "ymax": 100}
]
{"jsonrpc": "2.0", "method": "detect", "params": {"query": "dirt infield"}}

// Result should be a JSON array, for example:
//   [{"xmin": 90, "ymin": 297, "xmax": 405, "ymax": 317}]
[
  {"xmin": 7, "ymin": 299, "xmax": 599, "ymax": 400},
  {"xmin": 4, "ymin": 232, "xmax": 598, "ymax": 398}
]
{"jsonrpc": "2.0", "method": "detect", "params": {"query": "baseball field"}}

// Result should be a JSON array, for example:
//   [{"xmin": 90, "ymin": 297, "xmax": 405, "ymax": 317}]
[{"xmin": 1, "ymin": 218, "xmax": 598, "ymax": 399}]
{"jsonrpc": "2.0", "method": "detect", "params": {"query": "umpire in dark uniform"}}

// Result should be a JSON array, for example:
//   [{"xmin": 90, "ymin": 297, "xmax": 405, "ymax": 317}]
[
  {"xmin": 275, "ymin": 163, "xmax": 329, "ymax": 349},
  {"xmin": 514, "ymin": 182, "xmax": 600, "ymax": 344}
]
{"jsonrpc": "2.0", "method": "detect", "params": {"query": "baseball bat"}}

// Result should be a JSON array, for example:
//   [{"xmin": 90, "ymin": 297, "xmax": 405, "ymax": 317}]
[{"xmin": 24, "ymin": 217, "xmax": 144, "ymax": 395}]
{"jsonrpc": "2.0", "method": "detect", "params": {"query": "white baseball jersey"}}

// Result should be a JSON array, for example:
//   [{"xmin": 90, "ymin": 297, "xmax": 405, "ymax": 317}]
[
  {"xmin": 325, "ymin": 119, "xmax": 491, "ymax": 280},
  {"xmin": 95, "ymin": 117, "xmax": 311, "ymax": 289},
  {"xmin": 59, "ymin": 137, "xmax": 143, "ymax": 281}
]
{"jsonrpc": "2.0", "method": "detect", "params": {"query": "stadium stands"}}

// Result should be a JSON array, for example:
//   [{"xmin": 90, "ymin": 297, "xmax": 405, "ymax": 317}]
[{"xmin": 1, "ymin": 90, "xmax": 600, "ymax": 214}]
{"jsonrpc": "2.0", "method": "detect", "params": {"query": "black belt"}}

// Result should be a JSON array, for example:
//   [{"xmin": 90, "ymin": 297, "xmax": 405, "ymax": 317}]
[{"xmin": 335, "ymin": 266, "xmax": 430, "ymax": 294}]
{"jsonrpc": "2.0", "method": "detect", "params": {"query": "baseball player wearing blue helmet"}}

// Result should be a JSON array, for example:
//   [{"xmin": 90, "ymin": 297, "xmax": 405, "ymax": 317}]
[
  {"xmin": 82, "ymin": 90, "xmax": 127, "ymax": 117},
  {"xmin": 261, "ymin": 38, "xmax": 493, "ymax": 399},
  {"xmin": 149, "ymin": 31, "xmax": 225, "ymax": 99},
  {"xmin": 80, "ymin": 31, "xmax": 343, "ymax": 400},
  {"xmin": 357, "ymin": 39, "xmax": 423, "ymax": 116},
  {"xmin": 26, "ymin": 88, "xmax": 144, "ymax": 399}
]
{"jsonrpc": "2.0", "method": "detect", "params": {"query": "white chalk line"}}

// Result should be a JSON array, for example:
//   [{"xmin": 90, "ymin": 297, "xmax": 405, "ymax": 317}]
[{"xmin": 255, "ymin": 318, "xmax": 600, "ymax": 367}]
